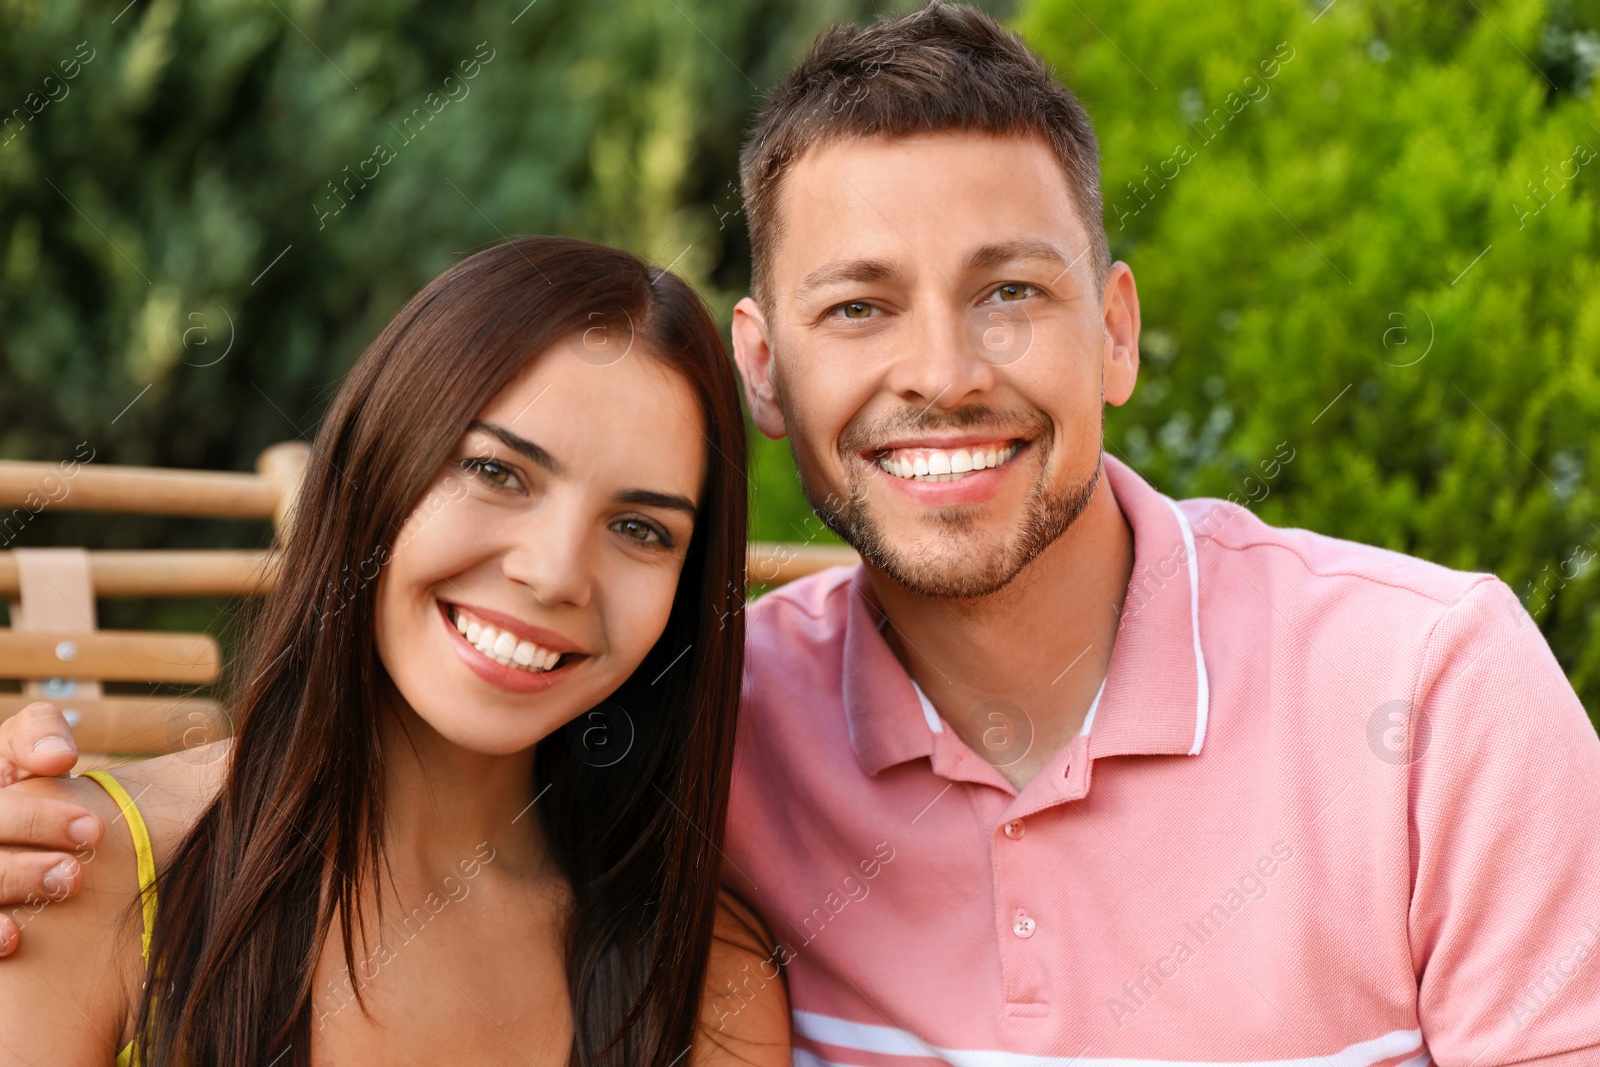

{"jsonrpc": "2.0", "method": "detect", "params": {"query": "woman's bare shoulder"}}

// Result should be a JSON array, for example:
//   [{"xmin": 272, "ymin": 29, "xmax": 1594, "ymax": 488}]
[
  {"xmin": 693, "ymin": 889, "xmax": 791, "ymax": 1066},
  {"xmin": 104, "ymin": 740, "xmax": 229, "ymax": 866},
  {"xmin": 0, "ymin": 773, "xmax": 147, "ymax": 1062}
]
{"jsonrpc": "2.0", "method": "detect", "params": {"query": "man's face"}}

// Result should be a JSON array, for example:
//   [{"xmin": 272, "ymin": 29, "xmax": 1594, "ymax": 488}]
[{"xmin": 732, "ymin": 131, "xmax": 1140, "ymax": 599}]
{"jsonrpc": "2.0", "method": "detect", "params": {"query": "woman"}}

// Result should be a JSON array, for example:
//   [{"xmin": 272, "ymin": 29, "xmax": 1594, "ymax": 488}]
[{"xmin": 0, "ymin": 237, "xmax": 789, "ymax": 1064}]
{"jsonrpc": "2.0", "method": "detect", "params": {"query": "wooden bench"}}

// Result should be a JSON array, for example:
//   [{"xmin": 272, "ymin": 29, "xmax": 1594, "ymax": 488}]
[{"xmin": 0, "ymin": 445, "xmax": 857, "ymax": 770}]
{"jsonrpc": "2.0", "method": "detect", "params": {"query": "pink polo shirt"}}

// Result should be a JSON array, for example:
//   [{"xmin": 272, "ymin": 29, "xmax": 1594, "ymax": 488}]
[{"xmin": 721, "ymin": 454, "xmax": 1600, "ymax": 1066}]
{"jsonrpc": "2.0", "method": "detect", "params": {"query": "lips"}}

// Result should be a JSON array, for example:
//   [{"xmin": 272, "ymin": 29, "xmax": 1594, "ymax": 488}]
[
  {"xmin": 449, "ymin": 604, "xmax": 571, "ymax": 673},
  {"xmin": 874, "ymin": 439, "xmax": 1022, "ymax": 482},
  {"xmin": 437, "ymin": 600, "xmax": 588, "ymax": 694},
  {"xmin": 862, "ymin": 436, "xmax": 1031, "ymax": 508}
]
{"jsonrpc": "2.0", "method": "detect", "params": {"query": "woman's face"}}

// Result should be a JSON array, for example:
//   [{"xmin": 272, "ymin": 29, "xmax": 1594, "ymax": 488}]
[{"xmin": 374, "ymin": 339, "xmax": 709, "ymax": 756}]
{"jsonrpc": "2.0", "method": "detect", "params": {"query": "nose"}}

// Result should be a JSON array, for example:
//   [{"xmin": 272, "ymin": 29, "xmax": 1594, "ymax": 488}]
[
  {"xmin": 884, "ymin": 293, "xmax": 998, "ymax": 412},
  {"xmin": 499, "ymin": 503, "xmax": 594, "ymax": 610}
]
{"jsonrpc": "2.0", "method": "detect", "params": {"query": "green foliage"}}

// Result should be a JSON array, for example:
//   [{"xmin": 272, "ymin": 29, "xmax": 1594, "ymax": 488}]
[
  {"xmin": 3, "ymin": 0, "xmax": 1595, "ymax": 717},
  {"xmin": 1019, "ymin": 0, "xmax": 1600, "ymax": 714},
  {"xmin": 0, "ymin": 0, "xmax": 934, "ymax": 625}
]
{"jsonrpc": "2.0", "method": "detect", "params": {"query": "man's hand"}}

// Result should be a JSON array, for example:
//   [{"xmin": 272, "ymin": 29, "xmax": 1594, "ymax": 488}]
[{"xmin": 0, "ymin": 702, "xmax": 103, "ymax": 957}]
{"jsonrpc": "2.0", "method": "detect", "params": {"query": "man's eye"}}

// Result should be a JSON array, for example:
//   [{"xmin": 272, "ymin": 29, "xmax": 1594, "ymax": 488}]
[
  {"xmin": 612, "ymin": 518, "xmax": 671, "ymax": 547},
  {"xmin": 830, "ymin": 301, "xmax": 875, "ymax": 321},
  {"xmin": 462, "ymin": 457, "xmax": 522, "ymax": 491},
  {"xmin": 989, "ymin": 283, "xmax": 1036, "ymax": 302}
]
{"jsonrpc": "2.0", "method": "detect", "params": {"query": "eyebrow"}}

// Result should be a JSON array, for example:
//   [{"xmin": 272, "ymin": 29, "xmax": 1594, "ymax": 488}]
[
  {"xmin": 469, "ymin": 420, "xmax": 563, "ymax": 476},
  {"xmin": 468, "ymin": 420, "xmax": 698, "ymax": 518},
  {"xmin": 616, "ymin": 488, "xmax": 699, "ymax": 518},
  {"xmin": 793, "ymin": 239, "xmax": 1071, "ymax": 301},
  {"xmin": 794, "ymin": 258, "xmax": 903, "ymax": 300},
  {"xmin": 962, "ymin": 238, "xmax": 1071, "ymax": 273}
]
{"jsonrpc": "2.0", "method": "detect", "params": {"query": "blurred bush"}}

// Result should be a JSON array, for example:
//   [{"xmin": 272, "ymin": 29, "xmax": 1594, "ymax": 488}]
[
  {"xmin": 1022, "ymin": 0, "xmax": 1600, "ymax": 715},
  {"xmin": 2, "ymin": 0, "xmax": 1596, "ymax": 717},
  {"xmin": 0, "ymin": 0, "xmax": 959, "ymax": 628}
]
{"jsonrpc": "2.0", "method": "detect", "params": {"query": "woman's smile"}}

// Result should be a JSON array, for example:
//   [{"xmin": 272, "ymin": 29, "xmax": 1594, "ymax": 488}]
[{"xmin": 437, "ymin": 599, "xmax": 590, "ymax": 694}]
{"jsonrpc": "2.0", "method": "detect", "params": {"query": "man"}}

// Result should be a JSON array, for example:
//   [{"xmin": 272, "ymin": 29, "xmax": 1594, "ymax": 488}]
[{"xmin": 3, "ymin": 3, "xmax": 1598, "ymax": 1064}]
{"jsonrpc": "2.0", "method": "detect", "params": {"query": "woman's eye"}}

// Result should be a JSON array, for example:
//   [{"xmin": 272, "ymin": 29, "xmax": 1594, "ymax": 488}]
[
  {"xmin": 613, "ymin": 518, "xmax": 671, "ymax": 547},
  {"xmin": 462, "ymin": 457, "xmax": 523, "ymax": 491},
  {"xmin": 830, "ymin": 300, "xmax": 875, "ymax": 321},
  {"xmin": 989, "ymin": 283, "xmax": 1036, "ymax": 302}
]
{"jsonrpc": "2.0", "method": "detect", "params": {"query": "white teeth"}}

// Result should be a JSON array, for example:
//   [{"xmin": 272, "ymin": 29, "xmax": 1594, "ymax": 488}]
[
  {"xmin": 877, "ymin": 442, "xmax": 1018, "ymax": 482},
  {"xmin": 449, "ymin": 605, "xmax": 571, "ymax": 674}
]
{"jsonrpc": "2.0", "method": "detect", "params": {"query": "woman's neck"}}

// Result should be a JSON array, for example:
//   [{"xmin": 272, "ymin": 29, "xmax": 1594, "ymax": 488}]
[{"xmin": 374, "ymin": 696, "xmax": 552, "ymax": 884}]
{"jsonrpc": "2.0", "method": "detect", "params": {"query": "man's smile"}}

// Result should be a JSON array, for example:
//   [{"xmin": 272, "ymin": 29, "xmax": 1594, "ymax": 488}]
[{"xmin": 872, "ymin": 437, "xmax": 1023, "ymax": 482}]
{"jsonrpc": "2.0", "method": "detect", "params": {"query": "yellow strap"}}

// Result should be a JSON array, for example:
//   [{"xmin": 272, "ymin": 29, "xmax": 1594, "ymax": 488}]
[{"xmin": 80, "ymin": 770, "xmax": 158, "ymax": 963}]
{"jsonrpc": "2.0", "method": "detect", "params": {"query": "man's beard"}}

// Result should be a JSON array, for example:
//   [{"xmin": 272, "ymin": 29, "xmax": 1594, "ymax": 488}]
[{"xmin": 799, "ymin": 407, "xmax": 1102, "ymax": 601}]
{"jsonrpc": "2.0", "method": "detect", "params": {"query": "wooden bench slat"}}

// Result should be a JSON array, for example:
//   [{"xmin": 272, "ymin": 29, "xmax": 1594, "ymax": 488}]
[
  {"xmin": 0, "ymin": 461, "xmax": 279, "ymax": 518},
  {"xmin": 0, "ymin": 549, "xmax": 277, "ymax": 599},
  {"xmin": 0, "ymin": 695, "xmax": 227, "ymax": 754},
  {"xmin": 0, "ymin": 630, "xmax": 220, "ymax": 685},
  {"xmin": 747, "ymin": 543, "xmax": 860, "ymax": 586},
  {"xmin": 0, "ymin": 542, "xmax": 857, "ymax": 600}
]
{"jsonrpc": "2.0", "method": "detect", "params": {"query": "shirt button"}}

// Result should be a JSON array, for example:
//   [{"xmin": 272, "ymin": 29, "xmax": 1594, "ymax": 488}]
[
  {"xmin": 1012, "ymin": 912, "xmax": 1036, "ymax": 939},
  {"xmin": 1003, "ymin": 819, "xmax": 1025, "ymax": 840}
]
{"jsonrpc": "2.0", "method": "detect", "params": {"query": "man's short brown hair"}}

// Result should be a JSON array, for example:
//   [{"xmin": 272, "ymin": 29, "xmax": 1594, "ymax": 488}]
[{"xmin": 738, "ymin": 0, "xmax": 1108, "ymax": 311}]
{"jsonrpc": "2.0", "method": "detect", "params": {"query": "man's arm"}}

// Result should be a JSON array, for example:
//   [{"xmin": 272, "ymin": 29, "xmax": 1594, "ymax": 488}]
[
  {"xmin": 0, "ymin": 702, "xmax": 104, "ymax": 956},
  {"xmin": 1411, "ymin": 579, "xmax": 1600, "ymax": 1065}
]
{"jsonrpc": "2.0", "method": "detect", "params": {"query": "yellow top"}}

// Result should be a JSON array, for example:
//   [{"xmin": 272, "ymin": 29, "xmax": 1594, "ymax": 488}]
[{"xmin": 81, "ymin": 770, "xmax": 156, "ymax": 1067}]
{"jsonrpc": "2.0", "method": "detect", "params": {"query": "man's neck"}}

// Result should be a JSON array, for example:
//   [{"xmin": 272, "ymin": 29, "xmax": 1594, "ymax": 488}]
[{"xmin": 867, "ymin": 476, "xmax": 1134, "ymax": 790}]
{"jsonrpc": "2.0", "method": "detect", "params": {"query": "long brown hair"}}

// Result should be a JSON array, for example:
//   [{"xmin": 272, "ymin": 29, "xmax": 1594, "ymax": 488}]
[{"xmin": 131, "ymin": 237, "xmax": 748, "ymax": 1065}]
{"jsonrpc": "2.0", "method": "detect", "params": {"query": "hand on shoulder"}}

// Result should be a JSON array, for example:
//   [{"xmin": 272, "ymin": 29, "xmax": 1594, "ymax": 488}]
[
  {"xmin": 0, "ymin": 771, "xmax": 153, "ymax": 1063},
  {"xmin": 0, "ymin": 702, "xmax": 104, "ymax": 941},
  {"xmin": 0, "ymin": 699, "xmax": 228, "ymax": 958}
]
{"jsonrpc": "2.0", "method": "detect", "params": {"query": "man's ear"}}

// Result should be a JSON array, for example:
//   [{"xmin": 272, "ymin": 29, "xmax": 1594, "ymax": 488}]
[
  {"xmin": 731, "ymin": 296, "xmax": 789, "ymax": 440},
  {"xmin": 1101, "ymin": 261, "xmax": 1140, "ymax": 407}
]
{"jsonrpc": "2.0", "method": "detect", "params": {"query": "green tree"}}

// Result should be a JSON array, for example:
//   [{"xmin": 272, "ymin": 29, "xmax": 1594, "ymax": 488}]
[
  {"xmin": 3, "ymin": 0, "xmax": 1002, "ymax": 631},
  {"xmin": 1020, "ymin": 0, "xmax": 1600, "ymax": 716}
]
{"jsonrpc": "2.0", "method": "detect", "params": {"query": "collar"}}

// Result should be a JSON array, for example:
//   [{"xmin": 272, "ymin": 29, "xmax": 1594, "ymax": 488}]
[{"xmin": 841, "ymin": 454, "xmax": 1210, "ymax": 777}]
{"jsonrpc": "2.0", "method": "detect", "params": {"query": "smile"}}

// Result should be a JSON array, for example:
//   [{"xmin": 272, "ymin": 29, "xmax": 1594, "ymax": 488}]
[
  {"xmin": 451, "ymin": 605, "xmax": 569, "ymax": 672},
  {"xmin": 874, "ymin": 439, "xmax": 1021, "ymax": 482},
  {"xmin": 439, "ymin": 601, "xmax": 588, "ymax": 690}
]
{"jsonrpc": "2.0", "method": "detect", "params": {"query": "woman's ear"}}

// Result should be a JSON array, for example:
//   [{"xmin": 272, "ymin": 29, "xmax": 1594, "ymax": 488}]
[{"xmin": 731, "ymin": 297, "xmax": 788, "ymax": 440}]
